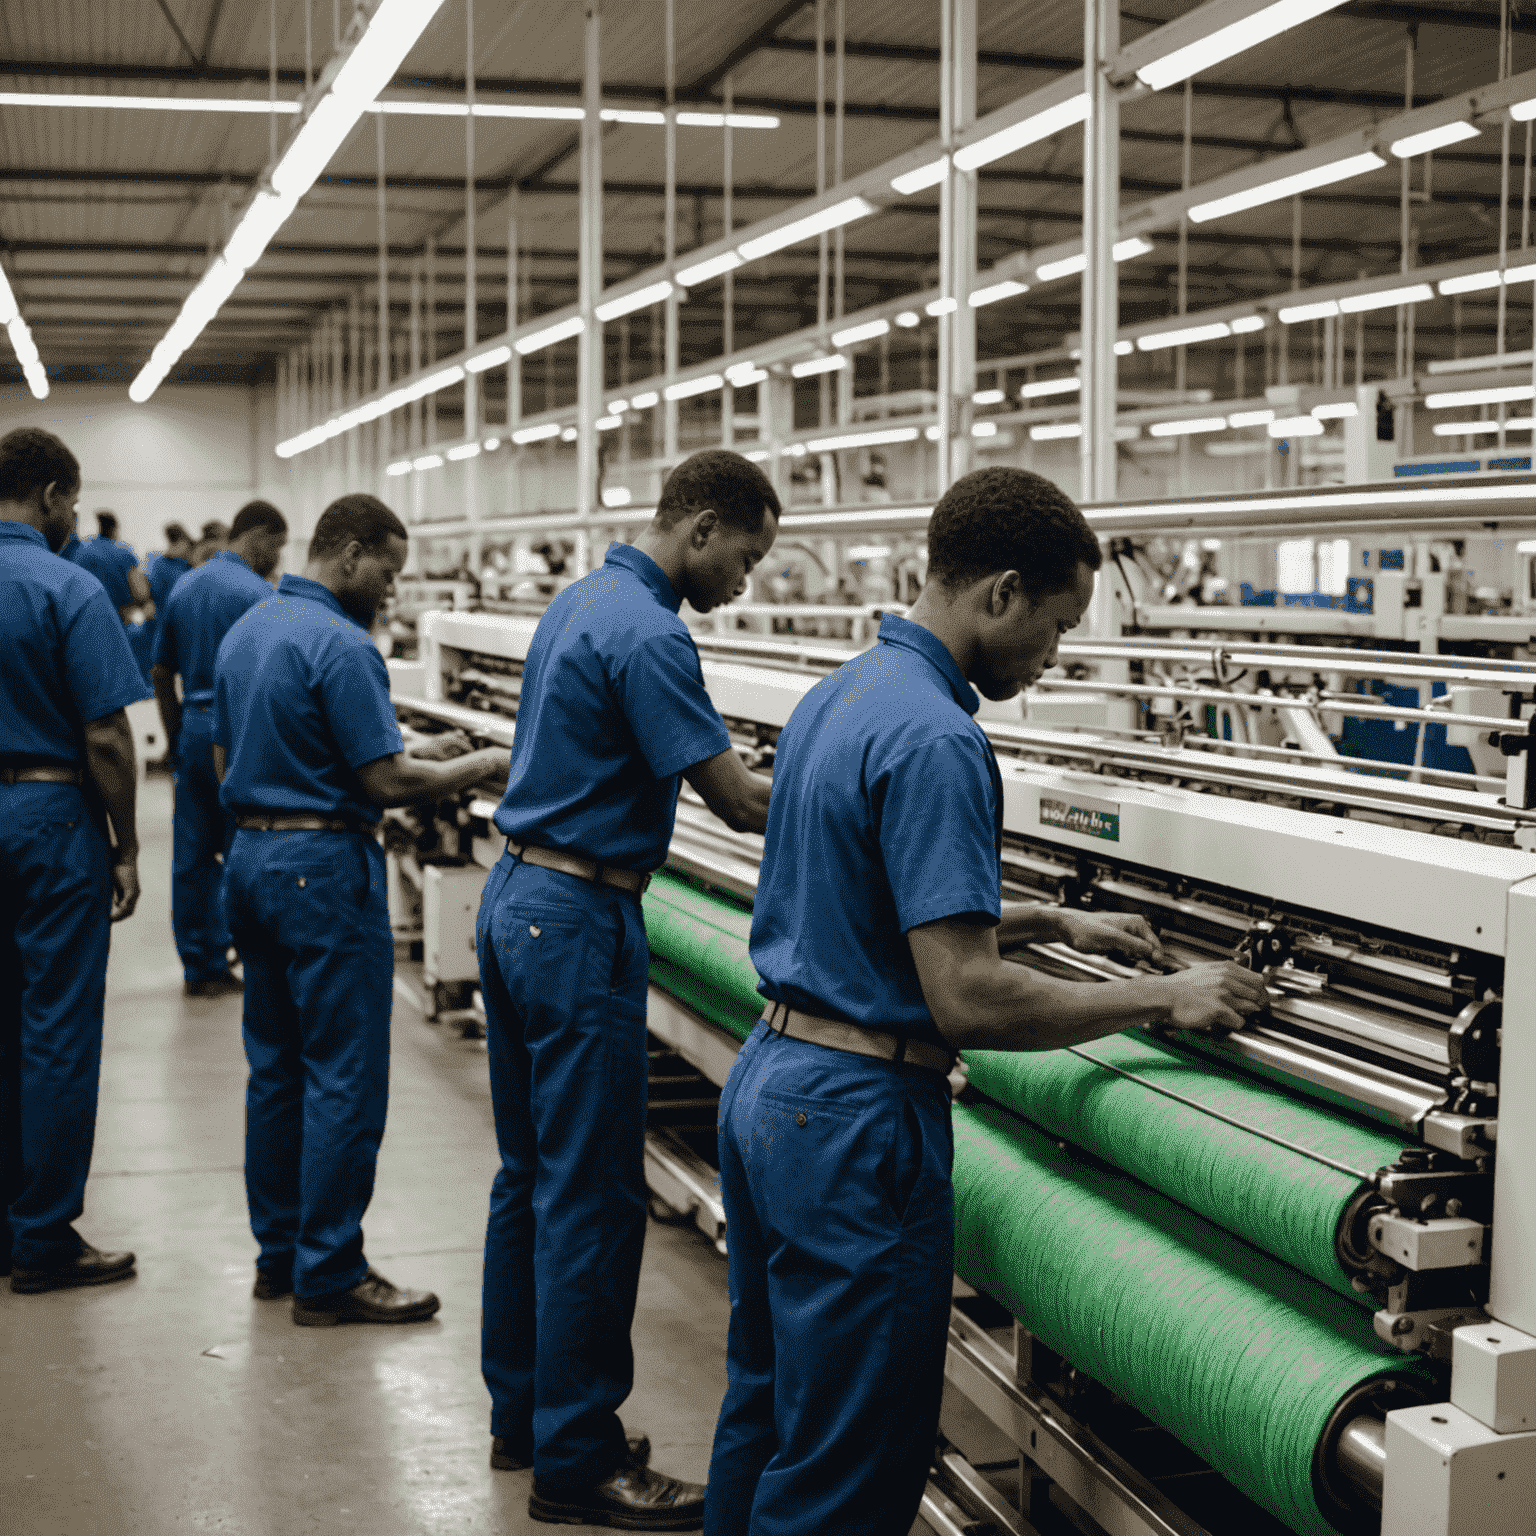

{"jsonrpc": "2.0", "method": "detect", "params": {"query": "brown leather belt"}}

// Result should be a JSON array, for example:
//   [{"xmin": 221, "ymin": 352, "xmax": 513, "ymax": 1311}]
[
  {"xmin": 235, "ymin": 813, "xmax": 369, "ymax": 833},
  {"xmin": 0, "ymin": 766, "xmax": 82, "ymax": 786},
  {"xmin": 507, "ymin": 839, "xmax": 651, "ymax": 896},
  {"xmin": 764, "ymin": 999, "xmax": 954, "ymax": 1075}
]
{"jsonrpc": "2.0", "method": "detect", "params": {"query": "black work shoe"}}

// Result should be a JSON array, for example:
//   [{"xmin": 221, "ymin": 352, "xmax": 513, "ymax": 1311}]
[
  {"xmin": 529, "ymin": 1463, "xmax": 706, "ymax": 1529},
  {"xmin": 11, "ymin": 1245, "xmax": 136, "ymax": 1294},
  {"xmin": 291, "ymin": 1268, "xmax": 440, "ymax": 1327},
  {"xmin": 495, "ymin": 1433, "xmax": 651, "ymax": 1473},
  {"xmin": 185, "ymin": 969, "xmax": 244, "ymax": 998},
  {"xmin": 253, "ymin": 1267, "xmax": 293, "ymax": 1300}
]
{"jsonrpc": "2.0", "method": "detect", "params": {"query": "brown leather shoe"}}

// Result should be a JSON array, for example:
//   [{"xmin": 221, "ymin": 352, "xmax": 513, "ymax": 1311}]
[
  {"xmin": 11, "ymin": 1244, "xmax": 136, "ymax": 1294},
  {"xmin": 291, "ymin": 1268, "xmax": 440, "ymax": 1326},
  {"xmin": 529, "ymin": 1463, "xmax": 706, "ymax": 1529},
  {"xmin": 494, "ymin": 1432, "xmax": 651, "ymax": 1473}
]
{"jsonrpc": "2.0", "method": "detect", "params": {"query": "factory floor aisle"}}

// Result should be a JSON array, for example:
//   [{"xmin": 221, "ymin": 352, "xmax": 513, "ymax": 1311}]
[{"xmin": 1, "ymin": 775, "xmax": 732, "ymax": 1536}]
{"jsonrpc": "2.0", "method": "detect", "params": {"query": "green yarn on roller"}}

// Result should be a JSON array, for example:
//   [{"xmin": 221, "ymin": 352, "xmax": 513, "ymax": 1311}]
[
  {"xmin": 952, "ymin": 1101, "xmax": 1435, "ymax": 1536},
  {"xmin": 961, "ymin": 1033, "xmax": 1409, "ymax": 1305},
  {"xmin": 648, "ymin": 954, "xmax": 761, "ymax": 1042},
  {"xmin": 642, "ymin": 872, "xmax": 765, "ymax": 1025}
]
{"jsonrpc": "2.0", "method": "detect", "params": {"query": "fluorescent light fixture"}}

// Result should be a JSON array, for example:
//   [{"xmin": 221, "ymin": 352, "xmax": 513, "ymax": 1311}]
[
  {"xmin": 413, "ymin": 453, "xmax": 445, "ymax": 469},
  {"xmin": 602, "ymin": 108, "xmax": 666, "ymax": 125},
  {"xmin": 970, "ymin": 279, "xmax": 1028, "ymax": 307},
  {"xmin": 664, "ymin": 373, "xmax": 724, "ymax": 400},
  {"xmin": 894, "ymin": 310, "xmax": 921, "ymax": 328},
  {"xmin": 972, "ymin": 420, "xmax": 999, "ymax": 438},
  {"xmin": 1231, "ymin": 314, "xmax": 1266, "ymax": 334},
  {"xmin": 0, "ymin": 89, "xmax": 302, "ymax": 114},
  {"xmin": 744, "ymin": 449, "xmax": 772, "ymax": 462},
  {"xmin": 132, "ymin": 0, "xmax": 449, "ymax": 405},
  {"xmin": 561, "ymin": 426, "xmax": 578, "ymax": 442},
  {"xmin": 595, "ymin": 279, "xmax": 674, "ymax": 323},
  {"xmin": 1312, "ymin": 400, "xmax": 1358, "ymax": 419},
  {"xmin": 1115, "ymin": 236, "xmax": 1156, "ymax": 262},
  {"xmin": 275, "ymin": 360, "xmax": 468, "ymax": 457},
  {"xmin": 601, "ymin": 486, "xmax": 633, "ymax": 507},
  {"xmin": 804, "ymin": 426, "xmax": 921, "ymax": 453},
  {"xmin": 382, "ymin": 100, "xmax": 583, "ymax": 120},
  {"xmin": 925, "ymin": 297, "xmax": 958, "ymax": 317},
  {"xmin": 447, "ymin": 443, "xmax": 480, "ymax": 461},
  {"xmin": 1149, "ymin": 416, "xmax": 1228, "ymax": 437},
  {"xmin": 1439, "ymin": 270, "xmax": 1503, "ymax": 296},
  {"xmin": 1031, "ymin": 422, "xmax": 1082, "ymax": 440},
  {"xmin": 1515, "ymin": 96, "xmax": 1536, "ymax": 123},
  {"xmin": 737, "ymin": 197, "xmax": 876, "ymax": 262},
  {"xmin": 1116, "ymin": 340, "xmax": 1134, "ymax": 355},
  {"xmin": 973, "ymin": 388, "xmax": 1006, "ymax": 406},
  {"xmin": 891, "ymin": 157, "xmax": 948, "ymax": 195},
  {"xmin": 790, "ymin": 354, "xmax": 848, "ymax": 378},
  {"xmin": 1391, "ymin": 121, "xmax": 1478, "ymax": 159},
  {"xmin": 1134, "ymin": 0, "xmax": 1352, "ymax": 93},
  {"xmin": 1432, "ymin": 417, "xmax": 1535, "ymax": 436},
  {"xmin": 1035, "ymin": 236, "xmax": 1155, "ymax": 284},
  {"xmin": 676, "ymin": 111, "xmax": 779, "ymax": 129},
  {"xmin": 386, "ymin": 459, "xmax": 412, "ymax": 476},
  {"xmin": 512, "ymin": 422, "xmax": 562, "ymax": 444},
  {"xmin": 630, "ymin": 390, "xmax": 660, "ymax": 409},
  {"xmin": 596, "ymin": 415, "xmax": 623, "ymax": 431},
  {"xmin": 1189, "ymin": 151, "xmax": 1385, "ymax": 223},
  {"xmin": 484, "ymin": 437, "xmax": 501, "ymax": 450},
  {"xmin": 1338, "ymin": 282, "xmax": 1433, "ymax": 314},
  {"xmin": 953, "ymin": 93, "xmax": 1089, "ymax": 171},
  {"xmin": 0, "ymin": 268, "xmax": 47, "ymax": 400},
  {"xmin": 1425, "ymin": 384, "xmax": 1535, "ymax": 409},
  {"xmin": 846, "ymin": 545, "xmax": 893, "ymax": 560},
  {"xmin": 1020, "ymin": 377, "xmax": 1080, "ymax": 399},
  {"xmin": 726, "ymin": 366, "xmax": 768, "ymax": 387},
  {"xmin": 1227, "ymin": 408, "xmax": 1275, "ymax": 426},
  {"xmin": 607, "ymin": 398, "xmax": 629, "ymax": 413},
  {"xmin": 515, "ymin": 315, "xmax": 584, "ymax": 355},
  {"xmin": 831, "ymin": 318, "xmax": 891, "ymax": 347},
  {"xmin": 1268, "ymin": 415, "xmax": 1325, "ymax": 437},
  {"xmin": 676, "ymin": 250, "xmax": 743, "ymax": 287},
  {"xmin": 1137, "ymin": 321, "xmax": 1233, "ymax": 351},
  {"xmin": 1279, "ymin": 299, "xmax": 1340, "ymax": 324},
  {"xmin": 465, "ymin": 343, "xmax": 513, "ymax": 373}
]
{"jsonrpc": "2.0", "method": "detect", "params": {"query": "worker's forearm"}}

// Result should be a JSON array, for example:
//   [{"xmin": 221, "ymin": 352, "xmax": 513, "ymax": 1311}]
[
  {"xmin": 936, "ymin": 963, "xmax": 1171, "ymax": 1052},
  {"xmin": 377, "ymin": 747, "xmax": 508, "ymax": 808},
  {"xmin": 84, "ymin": 721, "xmax": 139, "ymax": 860},
  {"xmin": 152, "ymin": 666, "xmax": 182, "ymax": 746},
  {"xmin": 995, "ymin": 904, "xmax": 1070, "ymax": 951}
]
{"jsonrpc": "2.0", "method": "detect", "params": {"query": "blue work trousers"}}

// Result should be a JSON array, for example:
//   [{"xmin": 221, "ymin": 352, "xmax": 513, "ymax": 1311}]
[
  {"xmin": 704, "ymin": 1022, "xmax": 956, "ymax": 1536},
  {"xmin": 0, "ymin": 783, "xmax": 112, "ymax": 1269},
  {"xmin": 225, "ymin": 829, "xmax": 393, "ymax": 1298},
  {"xmin": 171, "ymin": 708, "xmax": 233, "ymax": 983},
  {"xmin": 477, "ymin": 854, "xmax": 650, "ymax": 1490}
]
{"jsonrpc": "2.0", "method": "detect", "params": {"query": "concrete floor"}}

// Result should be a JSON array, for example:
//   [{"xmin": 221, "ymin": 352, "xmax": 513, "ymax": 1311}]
[{"xmin": 1, "ymin": 776, "xmax": 732, "ymax": 1535}]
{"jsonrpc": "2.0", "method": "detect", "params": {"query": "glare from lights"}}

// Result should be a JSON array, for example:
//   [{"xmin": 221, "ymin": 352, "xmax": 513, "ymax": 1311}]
[
  {"xmin": 512, "ymin": 422, "xmax": 562, "ymax": 444},
  {"xmin": 595, "ymin": 280, "xmax": 675, "ymax": 323},
  {"xmin": 925, "ymin": 297, "xmax": 959, "ymax": 317},
  {"xmin": 515, "ymin": 315, "xmax": 585, "ymax": 355},
  {"xmin": 1514, "ymin": 96, "xmax": 1536, "ymax": 123},
  {"xmin": 675, "ymin": 112, "xmax": 780, "ymax": 129},
  {"xmin": 386, "ymin": 460, "xmax": 412, "ymax": 476},
  {"xmin": 1189, "ymin": 151, "xmax": 1385, "ymax": 223},
  {"xmin": 890, "ymin": 157, "xmax": 948, "ymax": 195},
  {"xmin": 953, "ymin": 93, "xmax": 1089, "ymax": 171},
  {"xmin": 1425, "ymin": 384, "xmax": 1535, "ymax": 409},
  {"xmin": 971, "ymin": 420, "xmax": 999, "ymax": 437},
  {"xmin": 1391, "ymin": 121, "xmax": 1478, "ymax": 159},
  {"xmin": 1227, "ymin": 408, "xmax": 1275, "ymax": 427},
  {"xmin": 0, "ymin": 269, "xmax": 46, "ymax": 398},
  {"xmin": 465, "ymin": 344, "xmax": 513, "ymax": 373},
  {"xmin": 1020, "ymin": 377, "xmax": 1080, "ymax": 399},
  {"xmin": 629, "ymin": 390, "xmax": 660, "ymax": 409},
  {"xmin": 1134, "ymin": 0, "xmax": 1352, "ymax": 93},
  {"xmin": 737, "ymin": 197, "xmax": 877, "ymax": 261},
  {"xmin": 561, "ymin": 426, "xmax": 578, "ymax": 442},
  {"xmin": 831, "ymin": 318, "xmax": 891, "ymax": 347},
  {"xmin": 413, "ymin": 453, "xmax": 445, "ymax": 470},
  {"xmin": 1312, "ymin": 401, "xmax": 1358, "ymax": 419},
  {"xmin": 970, "ymin": 279, "xmax": 1029, "ymax": 308},
  {"xmin": 1268, "ymin": 415, "xmax": 1325, "ymax": 437},
  {"xmin": 664, "ymin": 373, "xmax": 725, "ymax": 400},
  {"xmin": 607, "ymin": 399, "xmax": 629, "ymax": 414},
  {"xmin": 447, "ymin": 443, "xmax": 481, "ymax": 461},
  {"xmin": 1148, "ymin": 416, "xmax": 1228, "ymax": 437},
  {"xmin": 790, "ymin": 354, "xmax": 848, "ymax": 378},
  {"xmin": 973, "ymin": 388, "xmax": 1007, "ymax": 406},
  {"xmin": 894, "ymin": 310, "xmax": 921, "ymax": 328},
  {"xmin": 1137, "ymin": 321, "xmax": 1234, "ymax": 351},
  {"xmin": 601, "ymin": 486, "xmax": 634, "ymax": 507},
  {"xmin": 804, "ymin": 426, "xmax": 921, "ymax": 453},
  {"xmin": 484, "ymin": 437, "xmax": 501, "ymax": 450}
]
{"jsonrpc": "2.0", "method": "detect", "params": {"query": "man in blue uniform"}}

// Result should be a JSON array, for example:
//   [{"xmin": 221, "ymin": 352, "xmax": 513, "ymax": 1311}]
[
  {"xmin": 214, "ymin": 493, "xmax": 511, "ymax": 1321},
  {"xmin": 479, "ymin": 450, "xmax": 780, "ymax": 1530},
  {"xmin": 704, "ymin": 468, "xmax": 1268, "ymax": 1536},
  {"xmin": 73, "ymin": 510, "xmax": 157, "ymax": 682},
  {"xmin": 144, "ymin": 522, "xmax": 194, "ymax": 670},
  {"xmin": 0, "ymin": 428, "xmax": 148, "ymax": 1294},
  {"xmin": 154, "ymin": 500, "xmax": 288, "ymax": 996}
]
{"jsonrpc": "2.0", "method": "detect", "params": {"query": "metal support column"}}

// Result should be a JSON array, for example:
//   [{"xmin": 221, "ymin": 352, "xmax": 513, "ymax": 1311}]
[
  {"xmin": 575, "ymin": 0, "xmax": 604, "ymax": 573},
  {"xmin": 722, "ymin": 76, "xmax": 734, "ymax": 450},
  {"xmin": 346, "ymin": 296, "xmax": 360, "ymax": 487},
  {"xmin": 662, "ymin": 0, "xmax": 679, "ymax": 476},
  {"xmin": 464, "ymin": 0, "xmax": 480, "ymax": 530},
  {"xmin": 507, "ymin": 191, "xmax": 522, "ymax": 514},
  {"xmin": 1079, "ymin": 0, "xmax": 1119, "ymax": 507},
  {"xmin": 937, "ymin": 0, "xmax": 977, "ymax": 492},
  {"xmin": 409, "ymin": 262, "xmax": 423, "ymax": 520},
  {"xmin": 376, "ymin": 109, "xmax": 390, "ymax": 493}
]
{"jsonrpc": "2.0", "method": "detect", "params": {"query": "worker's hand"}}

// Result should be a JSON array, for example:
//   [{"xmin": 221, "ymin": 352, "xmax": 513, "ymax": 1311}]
[
  {"xmin": 1156, "ymin": 962, "xmax": 1267, "ymax": 1034},
  {"xmin": 110, "ymin": 857, "xmax": 141, "ymax": 923},
  {"xmin": 1055, "ymin": 910, "xmax": 1163, "ymax": 965},
  {"xmin": 407, "ymin": 729, "xmax": 474, "ymax": 761},
  {"xmin": 481, "ymin": 747, "xmax": 513, "ymax": 782}
]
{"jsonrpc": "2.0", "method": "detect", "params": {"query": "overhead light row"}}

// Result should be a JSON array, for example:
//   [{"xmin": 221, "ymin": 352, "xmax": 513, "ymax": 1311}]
[
  {"xmin": 277, "ymin": 363, "xmax": 466, "ymax": 458},
  {"xmin": 1025, "ymin": 401, "xmax": 1357, "ymax": 445},
  {"xmin": 675, "ymin": 196, "xmax": 877, "ymax": 287},
  {"xmin": 138, "ymin": 0, "xmax": 448, "ymax": 406},
  {"xmin": 0, "ymin": 91, "xmax": 778, "ymax": 128},
  {"xmin": 1136, "ymin": 314, "xmax": 1266, "ymax": 352},
  {"xmin": 1433, "ymin": 416, "xmax": 1536, "ymax": 436},
  {"xmin": 1034, "ymin": 236, "xmax": 1156, "ymax": 284},
  {"xmin": 0, "ymin": 263, "xmax": 47, "ymax": 399}
]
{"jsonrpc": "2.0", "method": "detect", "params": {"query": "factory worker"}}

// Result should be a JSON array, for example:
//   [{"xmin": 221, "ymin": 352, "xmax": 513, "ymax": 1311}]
[
  {"xmin": 479, "ymin": 450, "xmax": 779, "ymax": 1530},
  {"xmin": 212, "ymin": 494, "xmax": 511, "ymax": 1322},
  {"xmin": 153, "ymin": 500, "xmax": 288, "ymax": 997},
  {"xmin": 72, "ymin": 511, "xmax": 158, "ymax": 678},
  {"xmin": 145, "ymin": 522, "xmax": 195, "ymax": 648},
  {"xmin": 0, "ymin": 427, "xmax": 147, "ymax": 1295},
  {"xmin": 704, "ymin": 467, "xmax": 1268, "ymax": 1536}
]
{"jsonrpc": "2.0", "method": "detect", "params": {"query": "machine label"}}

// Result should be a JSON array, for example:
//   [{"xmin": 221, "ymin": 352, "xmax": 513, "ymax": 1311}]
[{"xmin": 1039, "ymin": 793, "xmax": 1120, "ymax": 842}]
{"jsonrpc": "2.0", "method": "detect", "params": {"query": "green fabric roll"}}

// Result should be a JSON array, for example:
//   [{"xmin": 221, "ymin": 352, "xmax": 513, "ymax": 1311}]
[
  {"xmin": 962, "ymin": 1033, "xmax": 1408, "ymax": 1304},
  {"xmin": 642, "ymin": 872, "xmax": 764, "ymax": 1020},
  {"xmin": 648, "ymin": 954, "xmax": 761, "ymax": 1043},
  {"xmin": 952, "ymin": 1101, "xmax": 1434, "ymax": 1536}
]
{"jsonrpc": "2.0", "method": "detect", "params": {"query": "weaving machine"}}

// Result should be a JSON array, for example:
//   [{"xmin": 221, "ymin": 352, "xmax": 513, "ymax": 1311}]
[{"xmin": 392, "ymin": 607, "xmax": 1536, "ymax": 1536}]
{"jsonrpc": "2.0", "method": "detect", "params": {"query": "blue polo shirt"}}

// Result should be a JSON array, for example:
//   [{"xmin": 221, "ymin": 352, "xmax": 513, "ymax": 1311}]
[
  {"xmin": 0, "ymin": 521, "xmax": 149, "ymax": 766},
  {"xmin": 155, "ymin": 550, "xmax": 274, "ymax": 704},
  {"xmin": 493, "ymin": 541, "xmax": 731, "ymax": 871},
  {"xmin": 750, "ymin": 614, "xmax": 1003, "ymax": 1043},
  {"xmin": 72, "ymin": 536, "xmax": 140, "ymax": 609},
  {"xmin": 213, "ymin": 574, "xmax": 402, "ymax": 824},
  {"xmin": 147, "ymin": 553, "xmax": 191, "ymax": 613}
]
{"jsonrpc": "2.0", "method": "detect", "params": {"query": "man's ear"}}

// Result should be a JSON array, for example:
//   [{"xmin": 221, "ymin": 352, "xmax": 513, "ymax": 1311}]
[
  {"xmin": 691, "ymin": 509, "xmax": 718, "ymax": 548},
  {"xmin": 990, "ymin": 569, "xmax": 1024, "ymax": 617}
]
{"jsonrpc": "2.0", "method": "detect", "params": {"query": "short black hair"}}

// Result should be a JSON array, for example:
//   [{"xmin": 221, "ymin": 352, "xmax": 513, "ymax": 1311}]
[
  {"xmin": 926, "ymin": 467, "xmax": 1101, "ymax": 598},
  {"xmin": 200, "ymin": 520, "xmax": 228, "ymax": 541},
  {"xmin": 164, "ymin": 522, "xmax": 191, "ymax": 545},
  {"xmin": 308, "ymin": 493, "xmax": 408, "ymax": 560},
  {"xmin": 230, "ymin": 499, "xmax": 288, "ymax": 540},
  {"xmin": 0, "ymin": 427, "xmax": 79, "ymax": 504},
  {"xmin": 654, "ymin": 449, "xmax": 781, "ymax": 533},
  {"xmin": 96, "ymin": 510, "xmax": 118, "ymax": 539}
]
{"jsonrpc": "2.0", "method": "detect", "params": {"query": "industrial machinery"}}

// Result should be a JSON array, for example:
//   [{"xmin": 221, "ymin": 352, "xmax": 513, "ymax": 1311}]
[{"xmin": 389, "ymin": 604, "xmax": 1536, "ymax": 1536}]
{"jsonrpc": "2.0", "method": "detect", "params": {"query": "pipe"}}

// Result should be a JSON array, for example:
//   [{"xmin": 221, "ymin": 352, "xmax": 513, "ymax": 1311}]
[{"xmin": 1334, "ymin": 1415, "xmax": 1386, "ymax": 1510}]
